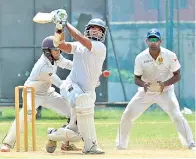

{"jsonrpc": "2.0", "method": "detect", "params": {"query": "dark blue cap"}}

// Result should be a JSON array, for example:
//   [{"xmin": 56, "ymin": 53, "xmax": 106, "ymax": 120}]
[{"xmin": 146, "ymin": 28, "xmax": 161, "ymax": 39}]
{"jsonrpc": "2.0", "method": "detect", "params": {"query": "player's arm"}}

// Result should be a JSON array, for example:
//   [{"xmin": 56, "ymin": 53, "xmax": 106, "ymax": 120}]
[
  {"xmin": 52, "ymin": 9, "xmax": 91, "ymax": 52},
  {"xmin": 50, "ymin": 73, "xmax": 63, "ymax": 88},
  {"xmin": 134, "ymin": 75, "xmax": 145, "ymax": 87},
  {"xmin": 39, "ymin": 65, "xmax": 62, "ymax": 88},
  {"xmin": 65, "ymin": 22, "xmax": 92, "ymax": 51},
  {"xmin": 53, "ymin": 27, "xmax": 73, "ymax": 53},
  {"xmin": 56, "ymin": 54, "xmax": 73, "ymax": 70},
  {"xmin": 134, "ymin": 56, "xmax": 150, "ymax": 92},
  {"xmin": 163, "ymin": 69, "xmax": 181, "ymax": 86},
  {"xmin": 134, "ymin": 56, "xmax": 144, "ymax": 87},
  {"xmin": 134, "ymin": 75, "xmax": 150, "ymax": 92},
  {"xmin": 162, "ymin": 52, "xmax": 181, "ymax": 86},
  {"xmin": 54, "ymin": 23, "xmax": 92, "ymax": 52}
]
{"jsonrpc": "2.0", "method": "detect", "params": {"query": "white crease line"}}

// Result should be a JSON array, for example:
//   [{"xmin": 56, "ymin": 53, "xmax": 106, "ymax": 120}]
[{"xmin": 0, "ymin": 121, "xmax": 195, "ymax": 126}]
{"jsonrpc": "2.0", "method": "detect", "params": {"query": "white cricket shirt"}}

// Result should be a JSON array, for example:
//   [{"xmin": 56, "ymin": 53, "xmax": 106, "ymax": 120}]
[
  {"xmin": 67, "ymin": 41, "xmax": 106, "ymax": 92},
  {"xmin": 134, "ymin": 47, "xmax": 181, "ymax": 92},
  {"xmin": 24, "ymin": 54, "xmax": 72, "ymax": 94}
]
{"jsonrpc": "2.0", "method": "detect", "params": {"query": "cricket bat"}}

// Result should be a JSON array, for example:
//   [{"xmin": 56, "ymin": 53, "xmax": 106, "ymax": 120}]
[{"xmin": 33, "ymin": 12, "xmax": 52, "ymax": 24}]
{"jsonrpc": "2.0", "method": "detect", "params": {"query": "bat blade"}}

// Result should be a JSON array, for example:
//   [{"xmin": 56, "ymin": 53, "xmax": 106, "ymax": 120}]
[{"xmin": 33, "ymin": 12, "xmax": 52, "ymax": 24}]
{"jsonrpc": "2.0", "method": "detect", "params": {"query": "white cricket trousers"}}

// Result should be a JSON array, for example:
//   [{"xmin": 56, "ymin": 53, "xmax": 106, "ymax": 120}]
[
  {"xmin": 3, "ymin": 90, "xmax": 71, "ymax": 147},
  {"xmin": 116, "ymin": 89, "xmax": 195, "ymax": 149}
]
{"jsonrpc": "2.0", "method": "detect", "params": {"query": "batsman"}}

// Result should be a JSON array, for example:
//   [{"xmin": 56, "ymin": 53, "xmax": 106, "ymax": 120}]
[{"xmin": 44, "ymin": 9, "xmax": 107, "ymax": 154}]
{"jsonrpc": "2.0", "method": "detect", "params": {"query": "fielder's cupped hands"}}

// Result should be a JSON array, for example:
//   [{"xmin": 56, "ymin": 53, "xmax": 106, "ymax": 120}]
[
  {"xmin": 157, "ymin": 81, "xmax": 165, "ymax": 93},
  {"xmin": 143, "ymin": 82, "xmax": 151, "ymax": 92}
]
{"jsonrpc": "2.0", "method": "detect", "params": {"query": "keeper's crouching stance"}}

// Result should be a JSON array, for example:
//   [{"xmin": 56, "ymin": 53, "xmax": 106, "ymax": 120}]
[{"xmin": 0, "ymin": 35, "xmax": 73, "ymax": 152}]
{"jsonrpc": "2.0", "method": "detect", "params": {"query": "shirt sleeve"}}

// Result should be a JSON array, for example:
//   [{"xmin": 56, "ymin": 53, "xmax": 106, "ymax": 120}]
[
  {"xmin": 56, "ymin": 55, "xmax": 73, "ymax": 70},
  {"xmin": 134, "ymin": 55, "xmax": 143, "ymax": 76},
  {"xmin": 91, "ymin": 41, "xmax": 106, "ymax": 58},
  {"xmin": 169, "ymin": 52, "xmax": 181, "ymax": 72},
  {"xmin": 39, "ymin": 65, "xmax": 62, "ymax": 88},
  {"xmin": 50, "ymin": 74, "xmax": 62, "ymax": 88},
  {"xmin": 39, "ymin": 65, "xmax": 53, "ymax": 79},
  {"xmin": 69, "ymin": 42, "xmax": 78, "ymax": 54}
]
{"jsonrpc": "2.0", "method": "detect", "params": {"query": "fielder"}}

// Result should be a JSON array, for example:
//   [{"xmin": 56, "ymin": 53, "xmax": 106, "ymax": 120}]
[
  {"xmin": 45, "ymin": 9, "xmax": 107, "ymax": 154},
  {"xmin": 0, "ymin": 36, "xmax": 73, "ymax": 152},
  {"xmin": 116, "ymin": 28, "xmax": 196, "ymax": 151}
]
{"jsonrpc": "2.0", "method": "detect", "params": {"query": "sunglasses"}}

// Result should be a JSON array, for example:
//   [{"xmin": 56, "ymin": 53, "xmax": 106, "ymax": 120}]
[{"xmin": 148, "ymin": 37, "xmax": 160, "ymax": 42}]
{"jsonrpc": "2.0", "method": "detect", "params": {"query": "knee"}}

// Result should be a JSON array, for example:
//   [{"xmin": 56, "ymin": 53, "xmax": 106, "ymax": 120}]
[
  {"xmin": 121, "ymin": 108, "xmax": 134, "ymax": 122},
  {"xmin": 75, "ymin": 94, "xmax": 94, "ymax": 110}
]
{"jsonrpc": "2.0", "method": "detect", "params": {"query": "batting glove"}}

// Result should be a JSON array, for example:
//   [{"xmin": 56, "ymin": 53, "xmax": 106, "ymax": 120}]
[{"xmin": 51, "ymin": 9, "xmax": 68, "ymax": 25}]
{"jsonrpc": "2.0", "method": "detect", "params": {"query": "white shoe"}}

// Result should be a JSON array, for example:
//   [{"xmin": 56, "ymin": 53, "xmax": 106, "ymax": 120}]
[
  {"xmin": 0, "ymin": 143, "xmax": 11, "ymax": 152},
  {"xmin": 189, "ymin": 143, "xmax": 196, "ymax": 151},
  {"xmin": 83, "ymin": 145, "xmax": 104, "ymax": 154},
  {"xmin": 191, "ymin": 147, "xmax": 196, "ymax": 151},
  {"xmin": 116, "ymin": 145, "xmax": 127, "ymax": 150}
]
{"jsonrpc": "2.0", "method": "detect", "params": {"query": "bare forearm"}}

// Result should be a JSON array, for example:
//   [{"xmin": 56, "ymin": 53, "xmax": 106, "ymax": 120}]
[
  {"xmin": 134, "ymin": 77, "xmax": 145, "ymax": 87},
  {"xmin": 164, "ymin": 74, "xmax": 181, "ymax": 86},
  {"xmin": 65, "ymin": 22, "xmax": 84, "ymax": 41},
  {"xmin": 65, "ymin": 22, "xmax": 92, "ymax": 50}
]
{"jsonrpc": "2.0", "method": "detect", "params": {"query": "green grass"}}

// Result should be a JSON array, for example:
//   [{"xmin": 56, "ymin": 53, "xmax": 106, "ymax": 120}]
[{"xmin": 0, "ymin": 107, "xmax": 195, "ymax": 151}]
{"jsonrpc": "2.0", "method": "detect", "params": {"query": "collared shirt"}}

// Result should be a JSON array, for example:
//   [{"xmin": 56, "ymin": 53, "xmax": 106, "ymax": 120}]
[
  {"xmin": 67, "ymin": 41, "xmax": 106, "ymax": 92},
  {"xmin": 24, "ymin": 54, "xmax": 72, "ymax": 95},
  {"xmin": 134, "ymin": 47, "xmax": 181, "ymax": 92}
]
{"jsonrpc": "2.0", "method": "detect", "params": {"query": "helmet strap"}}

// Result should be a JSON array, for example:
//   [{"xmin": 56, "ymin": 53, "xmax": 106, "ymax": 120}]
[{"xmin": 43, "ymin": 49, "xmax": 55, "ymax": 65}]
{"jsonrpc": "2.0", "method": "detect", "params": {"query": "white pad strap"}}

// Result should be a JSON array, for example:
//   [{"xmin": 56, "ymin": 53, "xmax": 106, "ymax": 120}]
[{"xmin": 47, "ymin": 128, "xmax": 81, "ymax": 142}]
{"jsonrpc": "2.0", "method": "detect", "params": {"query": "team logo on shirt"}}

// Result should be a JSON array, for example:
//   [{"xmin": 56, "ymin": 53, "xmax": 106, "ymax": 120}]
[
  {"xmin": 158, "ymin": 56, "xmax": 163, "ymax": 64},
  {"xmin": 144, "ymin": 59, "xmax": 153, "ymax": 63}
]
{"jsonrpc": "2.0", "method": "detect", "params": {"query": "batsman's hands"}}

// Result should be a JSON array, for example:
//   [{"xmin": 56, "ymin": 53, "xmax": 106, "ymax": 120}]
[
  {"xmin": 143, "ymin": 82, "xmax": 151, "ymax": 92},
  {"xmin": 51, "ymin": 9, "xmax": 68, "ymax": 29}
]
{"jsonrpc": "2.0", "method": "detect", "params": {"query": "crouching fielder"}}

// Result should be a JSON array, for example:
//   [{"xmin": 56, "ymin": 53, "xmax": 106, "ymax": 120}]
[
  {"xmin": 46, "ymin": 9, "xmax": 107, "ymax": 154},
  {"xmin": 0, "ymin": 36, "xmax": 72, "ymax": 152},
  {"xmin": 116, "ymin": 28, "xmax": 196, "ymax": 151}
]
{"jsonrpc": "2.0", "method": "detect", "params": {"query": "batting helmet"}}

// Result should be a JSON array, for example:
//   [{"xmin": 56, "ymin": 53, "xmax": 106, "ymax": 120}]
[
  {"xmin": 84, "ymin": 18, "xmax": 107, "ymax": 42},
  {"xmin": 42, "ymin": 36, "xmax": 57, "ymax": 50},
  {"xmin": 42, "ymin": 36, "xmax": 60, "ymax": 64}
]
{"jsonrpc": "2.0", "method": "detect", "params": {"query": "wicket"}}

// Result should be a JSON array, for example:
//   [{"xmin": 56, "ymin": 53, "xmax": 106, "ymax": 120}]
[{"xmin": 15, "ymin": 86, "xmax": 36, "ymax": 152}]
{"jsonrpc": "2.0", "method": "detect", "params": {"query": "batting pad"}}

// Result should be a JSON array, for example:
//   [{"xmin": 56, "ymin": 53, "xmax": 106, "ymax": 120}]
[
  {"xmin": 75, "ymin": 93, "xmax": 97, "ymax": 151},
  {"xmin": 47, "ymin": 128, "xmax": 81, "ymax": 142}
]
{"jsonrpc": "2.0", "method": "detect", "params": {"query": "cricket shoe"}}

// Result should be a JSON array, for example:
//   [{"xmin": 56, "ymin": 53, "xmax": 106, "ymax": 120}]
[
  {"xmin": 0, "ymin": 143, "xmax": 11, "ymax": 152},
  {"xmin": 46, "ymin": 128, "xmax": 57, "ymax": 153},
  {"xmin": 61, "ymin": 142, "xmax": 82, "ymax": 151},
  {"xmin": 46, "ymin": 140, "xmax": 57, "ymax": 153},
  {"xmin": 116, "ymin": 145, "xmax": 127, "ymax": 150},
  {"xmin": 189, "ymin": 143, "xmax": 196, "ymax": 151},
  {"xmin": 83, "ymin": 144, "xmax": 104, "ymax": 154}
]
